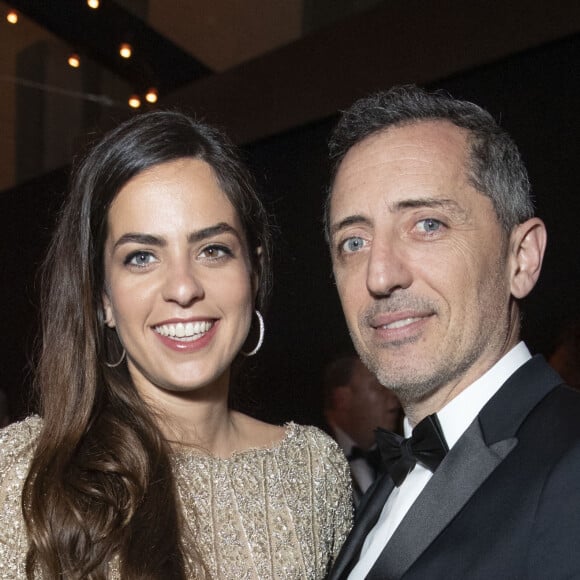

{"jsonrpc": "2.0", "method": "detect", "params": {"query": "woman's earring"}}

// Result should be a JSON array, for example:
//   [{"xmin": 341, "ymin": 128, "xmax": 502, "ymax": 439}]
[
  {"xmin": 105, "ymin": 348, "xmax": 126, "ymax": 368},
  {"xmin": 242, "ymin": 310, "xmax": 265, "ymax": 357}
]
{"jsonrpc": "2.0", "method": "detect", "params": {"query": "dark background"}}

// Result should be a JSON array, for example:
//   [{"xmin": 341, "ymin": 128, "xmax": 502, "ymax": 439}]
[{"xmin": 1, "ymin": 34, "xmax": 579, "ymax": 426}]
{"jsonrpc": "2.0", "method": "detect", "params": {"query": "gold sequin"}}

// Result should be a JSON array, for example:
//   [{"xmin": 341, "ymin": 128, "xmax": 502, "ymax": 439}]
[{"xmin": 0, "ymin": 418, "xmax": 352, "ymax": 579}]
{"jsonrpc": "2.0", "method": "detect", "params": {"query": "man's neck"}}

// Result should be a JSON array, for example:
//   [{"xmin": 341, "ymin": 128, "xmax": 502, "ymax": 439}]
[{"xmin": 404, "ymin": 339, "xmax": 522, "ymax": 427}]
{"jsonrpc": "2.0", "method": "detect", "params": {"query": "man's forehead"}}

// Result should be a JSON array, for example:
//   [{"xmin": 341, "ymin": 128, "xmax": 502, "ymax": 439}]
[
  {"xmin": 334, "ymin": 119, "xmax": 470, "ymax": 180},
  {"xmin": 329, "ymin": 122, "xmax": 473, "ymax": 217}
]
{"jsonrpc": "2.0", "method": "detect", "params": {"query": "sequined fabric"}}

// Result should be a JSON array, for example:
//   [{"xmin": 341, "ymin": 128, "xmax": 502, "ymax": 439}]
[{"xmin": 0, "ymin": 417, "xmax": 353, "ymax": 579}]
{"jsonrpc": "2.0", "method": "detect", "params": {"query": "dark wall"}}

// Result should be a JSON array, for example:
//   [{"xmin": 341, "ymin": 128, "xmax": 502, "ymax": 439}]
[
  {"xmin": 1, "ymin": 35, "xmax": 578, "ymax": 425},
  {"xmin": 0, "ymin": 168, "xmax": 67, "ymax": 419}
]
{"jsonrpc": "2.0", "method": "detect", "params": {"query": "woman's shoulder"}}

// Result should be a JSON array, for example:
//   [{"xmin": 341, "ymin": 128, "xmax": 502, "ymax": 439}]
[
  {"xmin": 286, "ymin": 422, "xmax": 344, "ymax": 455},
  {"xmin": 282, "ymin": 422, "xmax": 350, "ymax": 472},
  {"xmin": 225, "ymin": 415, "xmax": 349, "ymax": 474},
  {"xmin": 281, "ymin": 424, "xmax": 353, "ymax": 532},
  {"xmin": 0, "ymin": 417, "xmax": 42, "ymax": 577},
  {"xmin": 231, "ymin": 415, "xmax": 346, "ymax": 462},
  {"xmin": 0, "ymin": 416, "xmax": 42, "ymax": 471}
]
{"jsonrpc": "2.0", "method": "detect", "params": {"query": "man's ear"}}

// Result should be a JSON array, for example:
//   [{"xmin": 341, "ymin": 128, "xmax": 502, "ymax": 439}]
[
  {"xmin": 509, "ymin": 217, "xmax": 547, "ymax": 299},
  {"xmin": 102, "ymin": 292, "xmax": 116, "ymax": 328}
]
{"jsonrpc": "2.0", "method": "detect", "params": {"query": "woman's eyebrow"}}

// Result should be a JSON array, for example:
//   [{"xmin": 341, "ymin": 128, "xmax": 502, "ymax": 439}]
[
  {"xmin": 187, "ymin": 222, "xmax": 239, "ymax": 243},
  {"xmin": 113, "ymin": 233, "xmax": 164, "ymax": 250},
  {"xmin": 113, "ymin": 222, "xmax": 240, "ymax": 250}
]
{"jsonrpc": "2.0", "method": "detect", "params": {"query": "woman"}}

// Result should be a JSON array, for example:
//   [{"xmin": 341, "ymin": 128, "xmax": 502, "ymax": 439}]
[{"xmin": 0, "ymin": 111, "xmax": 352, "ymax": 579}]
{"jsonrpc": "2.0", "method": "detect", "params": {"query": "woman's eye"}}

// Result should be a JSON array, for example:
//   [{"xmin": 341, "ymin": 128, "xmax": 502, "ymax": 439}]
[
  {"xmin": 200, "ymin": 245, "xmax": 232, "ymax": 259},
  {"xmin": 126, "ymin": 251, "xmax": 157, "ymax": 267},
  {"xmin": 340, "ymin": 237, "xmax": 366, "ymax": 253},
  {"xmin": 416, "ymin": 218, "xmax": 443, "ymax": 233}
]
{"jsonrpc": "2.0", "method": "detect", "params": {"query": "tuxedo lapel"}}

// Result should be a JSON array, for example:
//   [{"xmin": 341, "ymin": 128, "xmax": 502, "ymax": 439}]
[
  {"xmin": 367, "ymin": 419, "xmax": 516, "ymax": 579},
  {"xmin": 366, "ymin": 356, "xmax": 562, "ymax": 579},
  {"xmin": 329, "ymin": 356, "xmax": 563, "ymax": 580},
  {"xmin": 329, "ymin": 471, "xmax": 394, "ymax": 580}
]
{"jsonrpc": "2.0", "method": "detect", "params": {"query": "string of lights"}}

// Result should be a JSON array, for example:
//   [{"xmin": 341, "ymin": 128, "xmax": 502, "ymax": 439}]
[{"xmin": 4, "ymin": 3, "xmax": 159, "ymax": 109}]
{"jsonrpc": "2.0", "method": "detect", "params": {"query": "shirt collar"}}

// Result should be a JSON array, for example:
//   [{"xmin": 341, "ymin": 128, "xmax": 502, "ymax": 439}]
[{"xmin": 404, "ymin": 342, "xmax": 531, "ymax": 448}]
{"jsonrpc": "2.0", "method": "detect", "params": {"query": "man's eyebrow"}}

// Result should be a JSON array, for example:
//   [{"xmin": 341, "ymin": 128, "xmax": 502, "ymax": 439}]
[
  {"xmin": 329, "ymin": 215, "xmax": 372, "ymax": 238},
  {"xmin": 391, "ymin": 197, "xmax": 464, "ymax": 213},
  {"xmin": 113, "ymin": 223, "xmax": 240, "ymax": 250}
]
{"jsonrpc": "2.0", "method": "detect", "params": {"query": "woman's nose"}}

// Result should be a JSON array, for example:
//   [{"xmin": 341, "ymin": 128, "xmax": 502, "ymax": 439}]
[{"xmin": 161, "ymin": 260, "xmax": 205, "ymax": 306}]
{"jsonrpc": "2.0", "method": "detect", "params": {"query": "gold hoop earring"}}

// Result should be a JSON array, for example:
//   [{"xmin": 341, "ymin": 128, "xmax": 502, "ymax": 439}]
[
  {"xmin": 242, "ymin": 310, "xmax": 264, "ymax": 357},
  {"xmin": 105, "ymin": 348, "xmax": 126, "ymax": 368}
]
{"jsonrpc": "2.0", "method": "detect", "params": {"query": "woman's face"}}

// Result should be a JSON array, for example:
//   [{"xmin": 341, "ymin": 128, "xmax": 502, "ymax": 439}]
[{"xmin": 102, "ymin": 158, "xmax": 255, "ymax": 402}]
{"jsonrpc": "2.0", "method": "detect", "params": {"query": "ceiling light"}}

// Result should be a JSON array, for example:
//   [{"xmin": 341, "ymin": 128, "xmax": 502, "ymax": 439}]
[
  {"xmin": 145, "ymin": 88, "xmax": 158, "ymax": 104},
  {"xmin": 119, "ymin": 43, "xmax": 132, "ymax": 59},
  {"xmin": 68, "ymin": 53, "xmax": 81, "ymax": 68},
  {"xmin": 6, "ymin": 10, "xmax": 18, "ymax": 24},
  {"xmin": 128, "ymin": 94, "xmax": 141, "ymax": 109},
  {"xmin": 87, "ymin": 0, "xmax": 100, "ymax": 8}
]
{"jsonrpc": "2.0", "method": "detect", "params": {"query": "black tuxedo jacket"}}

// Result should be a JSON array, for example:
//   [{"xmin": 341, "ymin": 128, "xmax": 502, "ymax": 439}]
[{"xmin": 329, "ymin": 356, "xmax": 580, "ymax": 579}]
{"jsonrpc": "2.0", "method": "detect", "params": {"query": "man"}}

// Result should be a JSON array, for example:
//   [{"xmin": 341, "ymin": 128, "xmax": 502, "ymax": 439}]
[
  {"xmin": 323, "ymin": 354, "xmax": 402, "ymax": 502},
  {"xmin": 326, "ymin": 85, "xmax": 580, "ymax": 579}
]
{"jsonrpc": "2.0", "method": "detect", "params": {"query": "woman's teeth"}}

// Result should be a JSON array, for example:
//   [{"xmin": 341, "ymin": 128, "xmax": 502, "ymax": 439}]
[{"xmin": 154, "ymin": 321, "xmax": 213, "ymax": 341}]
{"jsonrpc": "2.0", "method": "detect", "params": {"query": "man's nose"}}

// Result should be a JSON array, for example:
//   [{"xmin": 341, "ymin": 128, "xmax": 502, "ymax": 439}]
[{"xmin": 366, "ymin": 238, "xmax": 413, "ymax": 297}]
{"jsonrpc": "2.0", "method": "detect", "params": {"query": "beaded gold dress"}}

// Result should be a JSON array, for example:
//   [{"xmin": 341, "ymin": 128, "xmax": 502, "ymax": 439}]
[{"xmin": 0, "ymin": 417, "xmax": 352, "ymax": 579}]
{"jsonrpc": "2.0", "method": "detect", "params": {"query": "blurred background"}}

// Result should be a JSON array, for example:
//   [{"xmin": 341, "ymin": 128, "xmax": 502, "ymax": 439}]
[{"xmin": 1, "ymin": 0, "xmax": 578, "ymax": 426}]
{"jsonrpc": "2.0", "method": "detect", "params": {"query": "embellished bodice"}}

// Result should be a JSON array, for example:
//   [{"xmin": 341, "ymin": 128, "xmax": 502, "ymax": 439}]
[{"xmin": 0, "ymin": 417, "xmax": 353, "ymax": 579}]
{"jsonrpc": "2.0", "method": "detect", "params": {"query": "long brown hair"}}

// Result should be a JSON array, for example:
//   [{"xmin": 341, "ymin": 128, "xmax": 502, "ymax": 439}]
[{"xmin": 22, "ymin": 111, "xmax": 272, "ymax": 578}]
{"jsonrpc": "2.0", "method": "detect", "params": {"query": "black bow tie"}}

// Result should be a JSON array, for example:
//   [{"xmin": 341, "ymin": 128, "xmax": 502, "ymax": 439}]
[{"xmin": 375, "ymin": 414, "xmax": 449, "ymax": 487}]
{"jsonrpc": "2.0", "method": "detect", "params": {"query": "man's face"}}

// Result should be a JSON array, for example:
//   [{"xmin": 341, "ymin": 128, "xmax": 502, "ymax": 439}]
[{"xmin": 329, "ymin": 120, "xmax": 515, "ymax": 405}]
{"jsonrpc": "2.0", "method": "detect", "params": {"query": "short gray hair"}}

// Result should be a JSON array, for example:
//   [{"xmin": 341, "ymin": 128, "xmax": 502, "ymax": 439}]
[{"xmin": 325, "ymin": 85, "xmax": 533, "ymax": 237}]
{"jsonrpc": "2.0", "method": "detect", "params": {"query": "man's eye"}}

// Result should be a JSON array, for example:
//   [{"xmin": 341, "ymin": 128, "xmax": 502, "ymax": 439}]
[
  {"xmin": 417, "ymin": 218, "xmax": 443, "ymax": 233},
  {"xmin": 126, "ymin": 251, "xmax": 156, "ymax": 267},
  {"xmin": 341, "ymin": 237, "xmax": 366, "ymax": 253}
]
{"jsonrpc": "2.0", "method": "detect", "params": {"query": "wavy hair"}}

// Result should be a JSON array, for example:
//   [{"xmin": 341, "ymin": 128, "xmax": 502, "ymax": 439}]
[{"xmin": 22, "ymin": 111, "xmax": 272, "ymax": 578}]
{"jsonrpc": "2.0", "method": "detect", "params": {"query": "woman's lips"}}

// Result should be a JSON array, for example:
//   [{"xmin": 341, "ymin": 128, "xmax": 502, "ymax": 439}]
[{"xmin": 152, "ymin": 319, "xmax": 218, "ymax": 352}]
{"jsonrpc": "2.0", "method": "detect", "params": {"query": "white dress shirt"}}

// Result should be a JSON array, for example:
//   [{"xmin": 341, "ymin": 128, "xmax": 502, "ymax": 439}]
[{"xmin": 348, "ymin": 342, "xmax": 532, "ymax": 579}]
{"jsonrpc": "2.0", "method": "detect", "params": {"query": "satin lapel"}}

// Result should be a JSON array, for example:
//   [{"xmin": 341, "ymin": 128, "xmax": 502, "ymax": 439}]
[
  {"xmin": 329, "ymin": 471, "xmax": 395, "ymax": 580},
  {"xmin": 367, "ymin": 356, "xmax": 562, "ymax": 579},
  {"xmin": 367, "ymin": 419, "xmax": 517, "ymax": 580}
]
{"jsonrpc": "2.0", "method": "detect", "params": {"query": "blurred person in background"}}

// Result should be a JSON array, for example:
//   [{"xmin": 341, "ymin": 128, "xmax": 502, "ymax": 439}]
[{"xmin": 324, "ymin": 354, "xmax": 402, "ymax": 502}]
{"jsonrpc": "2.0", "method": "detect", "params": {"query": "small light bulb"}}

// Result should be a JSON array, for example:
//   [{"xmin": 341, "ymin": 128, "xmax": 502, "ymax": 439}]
[
  {"xmin": 7, "ymin": 10, "xmax": 18, "ymax": 24},
  {"xmin": 87, "ymin": 0, "xmax": 100, "ymax": 8},
  {"xmin": 128, "ymin": 94, "xmax": 141, "ymax": 109},
  {"xmin": 68, "ymin": 54, "xmax": 81, "ymax": 68},
  {"xmin": 145, "ymin": 88, "xmax": 158, "ymax": 104},
  {"xmin": 119, "ymin": 43, "xmax": 132, "ymax": 59}
]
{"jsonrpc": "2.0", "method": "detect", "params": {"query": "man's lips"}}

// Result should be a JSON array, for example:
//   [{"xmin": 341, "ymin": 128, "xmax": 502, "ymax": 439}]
[{"xmin": 370, "ymin": 312, "xmax": 432, "ymax": 330}]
